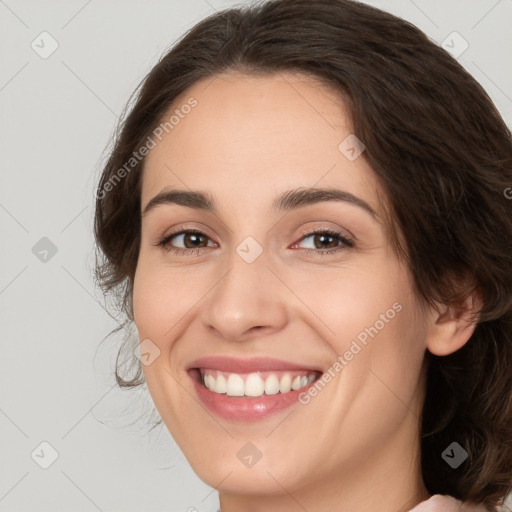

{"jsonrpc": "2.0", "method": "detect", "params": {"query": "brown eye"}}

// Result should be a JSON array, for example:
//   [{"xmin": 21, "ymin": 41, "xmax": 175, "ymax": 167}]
[
  {"xmin": 156, "ymin": 229, "xmax": 216, "ymax": 254},
  {"xmin": 294, "ymin": 228, "xmax": 354, "ymax": 256},
  {"xmin": 175, "ymin": 232, "xmax": 209, "ymax": 248},
  {"xmin": 309, "ymin": 233, "xmax": 339, "ymax": 249}
]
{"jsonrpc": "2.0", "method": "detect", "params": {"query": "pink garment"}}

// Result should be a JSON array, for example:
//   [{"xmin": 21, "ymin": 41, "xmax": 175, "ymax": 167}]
[{"xmin": 409, "ymin": 494, "xmax": 490, "ymax": 511}]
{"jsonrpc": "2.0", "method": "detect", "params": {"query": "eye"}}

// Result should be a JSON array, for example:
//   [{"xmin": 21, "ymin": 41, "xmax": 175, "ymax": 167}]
[
  {"xmin": 156, "ymin": 229, "xmax": 217, "ymax": 256},
  {"xmin": 292, "ymin": 228, "xmax": 354, "ymax": 256},
  {"xmin": 155, "ymin": 227, "xmax": 354, "ymax": 257}
]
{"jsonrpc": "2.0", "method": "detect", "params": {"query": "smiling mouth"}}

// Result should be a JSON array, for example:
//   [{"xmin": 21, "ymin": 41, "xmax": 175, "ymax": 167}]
[{"xmin": 190, "ymin": 368, "xmax": 321, "ymax": 398}]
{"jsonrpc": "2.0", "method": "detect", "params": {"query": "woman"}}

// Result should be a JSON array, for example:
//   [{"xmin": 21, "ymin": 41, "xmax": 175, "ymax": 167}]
[{"xmin": 93, "ymin": 0, "xmax": 512, "ymax": 510}]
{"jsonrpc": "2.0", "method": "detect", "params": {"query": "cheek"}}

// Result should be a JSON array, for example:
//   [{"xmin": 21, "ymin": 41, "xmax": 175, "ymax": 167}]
[
  {"xmin": 302, "ymin": 259, "xmax": 427, "ymax": 392},
  {"xmin": 132, "ymin": 254, "xmax": 217, "ymax": 381},
  {"xmin": 132, "ymin": 257, "xmax": 178, "ymax": 389},
  {"xmin": 132, "ymin": 259, "xmax": 195, "ymax": 426},
  {"xmin": 296, "ymin": 261, "xmax": 414, "ymax": 344},
  {"xmin": 132, "ymin": 254, "xmax": 192, "ymax": 337},
  {"xmin": 302, "ymin": 266, "xmax": 426, "ymax": 453}
]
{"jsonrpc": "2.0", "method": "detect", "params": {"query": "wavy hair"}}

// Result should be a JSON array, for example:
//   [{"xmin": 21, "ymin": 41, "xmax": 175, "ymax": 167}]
[{"xmin": 93, "ymin": 1, "xmax": 512, "ymax": 509}]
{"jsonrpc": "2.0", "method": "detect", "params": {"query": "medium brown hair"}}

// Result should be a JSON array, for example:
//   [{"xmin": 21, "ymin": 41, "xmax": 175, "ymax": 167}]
[{"xmin": 93, "ymin": 0, "xmax": 512, "ymax": 509}]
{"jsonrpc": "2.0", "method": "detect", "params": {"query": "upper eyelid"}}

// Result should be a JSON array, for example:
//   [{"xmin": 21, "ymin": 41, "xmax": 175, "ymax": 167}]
[{"xmin": 161, "ymin": 223, "xmax": 216, "ymax": 240}]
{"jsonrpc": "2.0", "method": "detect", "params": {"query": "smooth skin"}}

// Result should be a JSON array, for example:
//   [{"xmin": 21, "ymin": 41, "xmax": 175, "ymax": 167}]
[{"xmin": 132, "ymin": 71, "xmax": 480, "ymax": 512}]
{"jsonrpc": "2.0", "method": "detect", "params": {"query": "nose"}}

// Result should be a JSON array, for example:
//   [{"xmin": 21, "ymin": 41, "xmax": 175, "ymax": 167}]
[{"xmin": 202, "ymin": 245, "xmax": 289, "ymax": 342}]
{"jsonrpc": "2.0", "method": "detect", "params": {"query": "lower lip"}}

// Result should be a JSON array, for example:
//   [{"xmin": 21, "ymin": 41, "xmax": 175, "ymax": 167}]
[{"xmin": 188, "ymin": 369, "xmax": 319, "ymax": 422}]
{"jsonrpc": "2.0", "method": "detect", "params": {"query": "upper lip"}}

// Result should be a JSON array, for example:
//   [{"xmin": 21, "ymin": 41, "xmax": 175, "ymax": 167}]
[{"xmin": 187, "ymin": 356, "xmax": 322, "ymax": 374}]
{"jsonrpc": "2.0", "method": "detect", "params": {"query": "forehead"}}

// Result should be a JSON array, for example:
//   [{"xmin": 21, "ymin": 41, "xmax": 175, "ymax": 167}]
[{"xmin": 141, "ymin": 71, "xmax": 380, "ymax": 213}]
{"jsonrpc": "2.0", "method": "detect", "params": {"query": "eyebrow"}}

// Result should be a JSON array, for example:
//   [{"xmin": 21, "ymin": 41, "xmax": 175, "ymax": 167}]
[{"xmin": 141, "ymin": 186, "xmax": 378, "ymax": 219}]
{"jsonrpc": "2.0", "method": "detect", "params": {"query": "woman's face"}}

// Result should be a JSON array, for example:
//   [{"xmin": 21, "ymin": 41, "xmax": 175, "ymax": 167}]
[{"xmin": 133, "ymin": 71, "xmax": 432, "ymax": 504}]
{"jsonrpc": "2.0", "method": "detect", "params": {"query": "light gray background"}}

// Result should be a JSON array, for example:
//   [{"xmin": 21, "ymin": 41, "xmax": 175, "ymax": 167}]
[{"xmin": 1, "ymin": 1, "xmax": 511, "ymax": 511}]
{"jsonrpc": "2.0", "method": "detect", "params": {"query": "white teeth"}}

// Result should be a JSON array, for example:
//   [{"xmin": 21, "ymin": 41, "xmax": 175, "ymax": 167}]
[
  {"xmin": 245, "ymin": 373, "xmax": 265, "ymax": 397},
  {"xmin": 226, "ymin": 374, "xmax": 245, "ymax": 396},
  {"xmin": 291, "ymin": 376, "xmax": 302, "ymax": 390},
  {"xmin": 279, "ymin": 374, "xmax": 292, "ymax": 393},
  {"xmin": 205, "ymin": 374, "xmax": 215, "ymax": 390},
  {"xmin": 214, "ymin": 374, "xmax": 227, "ymax": 393},
  {"xmin": 264, "ymin": 374, "xmax": 280, "ymax": 395},
  {"xmin": 202, "ymin": 370, "xmax": 317, "ymax": 397}
]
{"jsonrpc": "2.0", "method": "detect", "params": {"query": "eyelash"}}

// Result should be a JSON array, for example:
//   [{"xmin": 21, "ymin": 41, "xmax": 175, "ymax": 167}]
[{"xmin": 155, "ymin": 228, "xmax": 354, "ymax": 257}]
